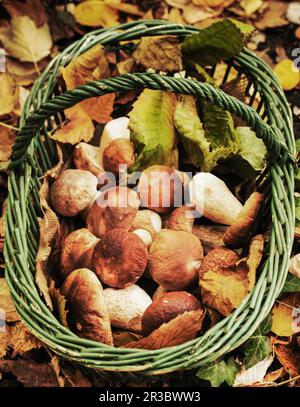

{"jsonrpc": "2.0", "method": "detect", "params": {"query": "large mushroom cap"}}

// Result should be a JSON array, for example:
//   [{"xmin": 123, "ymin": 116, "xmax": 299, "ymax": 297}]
[
  {"xmin": 223, "ymin": 192, "xmax": 263, "ymax": 249},
  {"xmin": 50, "ymin": 169, "xmax": 98, "ymax": 217},
  {"xmin": 148, "ymin": 229, "xmax": 203, "ymax": 290},
  {"xmin": 142, "ymin": 291, "xmax": 202, "ymax": 335},
  {"xmin": 92, "ymin": 228, "xmax": 148, "ymax": 288},
  {"xmin": 60, "ymin": 228, "xmax": 99, "ymax": 279},
  {"xmin": 61, "ymin": 268, "xmax": 113, "ymax": 345}
]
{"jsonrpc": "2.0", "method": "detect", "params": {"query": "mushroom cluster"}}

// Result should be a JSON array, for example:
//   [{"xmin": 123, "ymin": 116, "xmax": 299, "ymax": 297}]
[{"xmin": 46, "ymin": 116, "xmax": 264, "ymax": 349}]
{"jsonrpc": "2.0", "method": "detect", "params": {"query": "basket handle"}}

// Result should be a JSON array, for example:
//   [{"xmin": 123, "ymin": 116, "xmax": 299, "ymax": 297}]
[{"xmin": 10, "ymin": 72, "xmax": 293, "ymax": 168}]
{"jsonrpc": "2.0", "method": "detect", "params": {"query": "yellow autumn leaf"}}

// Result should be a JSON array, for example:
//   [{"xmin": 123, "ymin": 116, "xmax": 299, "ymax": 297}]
[
  {"xmin": 240, "ymin": 0, "xmax": 263, "ymax": 15},
  {"xmin": 0, "ymin": 16, "xmax": 52, "ymax": 63},
  {"xmin": 73, "ymin": 1, "xmax": 119, "ymax": 27},
  {"xmin": 192, "ymin": 0, "xmax": 227, "ymax": 6},
  {"xmin": 271, "ymin": 293, "xmax": 300, "ymax": 337},
  {"xmin": 0, "ymin": 73, "xmax": 19, "ymax": 117},
  {"xmin": 274, "ymin": 59, "xmax": 300, "ymax": 91},
  {"xmin": 104, "ymin": 0, "xmax": 143, "ymax": 16},
  {"xmin": 51, "ymin": 105, "xmax": 95, "ymax": 145}
]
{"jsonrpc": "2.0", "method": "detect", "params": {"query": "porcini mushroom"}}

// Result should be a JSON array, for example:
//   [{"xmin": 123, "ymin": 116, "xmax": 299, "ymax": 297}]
[
  {"xmin": 86, "ymin": 186, "xmax": 140, "ymax": 237},
  {"xmin": 103, "ymin": 285, "xmax": 152, "ymax": 332},
  {"xmin": 137, "ymin": 165, "xmax": 185, "ymax": 214},
  {"xmin": 148, "ymin": 229, "xmax": 203, "ymax": 290},
  {"xmin": 130, "ymin": 209, "xmax": 162, "ymax": 238},
  {"xmin": 92, "ymin": 228, "xmax": 148, "ymax": 288},
  {"xmin": 223, "ymin": 192, "xmax": 263, "ymax": 248},
  {"xmin": 132, "ymin": 229, "xmax": 152, "ymax": 248},
  {"xmin": 60, "ymin": 228, "xmax": 99, "ymax": 279},
  {"xmin": 142, "ymin": 291, "xmax": 202, "ymax": 335},
  {"xmin": 73, "ymin": 142, "xmax": 104, "ymax": 177},
  {"xmin": 103, "ymin": 138, "xmax": 134, "ymax": 175},
  {"xmin": 50, "ymin": 169, "xmax": 98, "ymax": 217},
  {"xmin": 165, "ymin": 205, "xmax": 196, "ymax": 233},
  {"xmin": 61, "ymin": 268, "xmax": 113, "ymax": 344},
  {"xmin": 99, "ymin": 117, "xmax": 130, "ymax": 167}
]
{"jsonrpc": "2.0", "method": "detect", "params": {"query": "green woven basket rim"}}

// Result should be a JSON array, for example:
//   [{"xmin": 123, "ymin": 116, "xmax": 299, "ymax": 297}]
[{"xmin": 4, "ymin": 20, "xmax": 296, "ymax": 376}]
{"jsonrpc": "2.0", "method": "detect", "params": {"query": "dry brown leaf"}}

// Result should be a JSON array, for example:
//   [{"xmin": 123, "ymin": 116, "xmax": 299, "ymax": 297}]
[
  {"xmin": 49, "ymin": 281, "xmax": 69, "ymax": 328},
  {"xmin": 200, "ymin": 235, "xmax": 264, "ymax": 316},
  {"xmin": 104, "ymin": 0, "xmax": 144, "ymax": 16},
  {"xmin": 271, "ymin": 293, "xmax": 300, "ymax": 337},
  {"xmin": 0, "ymin": 73, "xmax": 19, "ymax": 117},
  {"xmin": 274, "ymin": 344, "xmax": 300, "ymax": 378},
  {"xmin": 124, "ymin": 310, "xmax": 204, "ymax": 350},
  {"xmin": 133, "ymin": 35, "xmax": 183, "ymax": 72},
  {"xmin": 4, "ymin": 0, "xmax": 47, "ymax": 27},
  {"xmin": 0, "ymin": 278, "xmax": 19, "ymax": 323},
  {"xmin": 0, "ymin": 360, "xmax": 60, "ymax": 387},
  {"xmin": 6, "ymin": 57, "xmax": 49, "ymax": 86},
  {"xmin": 255, "ymin": 1, "xmax": 289, "ymax": 30},
  {"xmin": 113, "ymin": 330, "xmax": 143, "ymax": 347},
  {"xmin": 264, "ymin": 367, "xmax": 285, "ymax": 383},
  {"xmin": 80, "ymin": 94, "xmax": 115, "ymax": 124},
  {"xmin": 73, "ymin": 1, "xmax": 119, "ymax": 27},
  {"xmin": 183, "ymin": 4, "xmax": 223, "ymax": 24},
  {"xmin": 0, "ymin": 125, "xmax": 16, "ymax": 162},
  {"xmin": 0, "ymin": 321, "xmax": 41, "ymax": 358},
  {"xmin": 51, "ymin": 105, "xmax": 95, "ymax": 144}
]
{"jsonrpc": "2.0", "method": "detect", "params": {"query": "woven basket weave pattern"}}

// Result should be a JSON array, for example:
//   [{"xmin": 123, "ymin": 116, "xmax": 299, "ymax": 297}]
[{"xmin": 4, "ymin": 21, "xmax": 295, "ymax": 376}]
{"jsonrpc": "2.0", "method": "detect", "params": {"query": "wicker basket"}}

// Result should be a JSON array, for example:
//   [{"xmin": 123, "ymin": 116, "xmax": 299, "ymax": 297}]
[{"xmin": 5, "ymin": 20, "xmax": 296, "ymax": 377}]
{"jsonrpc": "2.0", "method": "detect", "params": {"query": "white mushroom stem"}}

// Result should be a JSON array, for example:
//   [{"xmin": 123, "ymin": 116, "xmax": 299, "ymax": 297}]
[
  {"xmin": 189, "ymin": 172, "xmax": 243, "ymax": 225},
  {"xmin": 99, "ymin": 117, "xmax": 130, "ymax": 167},
  {"xmin": 132, "ymin": 229, "xmax": 153, "ymax": 248}
]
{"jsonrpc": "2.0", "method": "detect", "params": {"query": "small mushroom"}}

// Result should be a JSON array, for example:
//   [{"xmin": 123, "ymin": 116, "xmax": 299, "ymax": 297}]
[
  {"xmin": 132, "ymin": 228, "xmax": 152, "ymax": 248},
  {"xmin": 142, "ymin": 291, "xmax": 202, "ymax": 335},
  {"xmin": 50, "ymin": 169, "xmax": 98, "ymax": 217},
  {"xmin": 165, "ymin": 205, "xmax": 195, "ymax": 233},
  {"xmin": 103, "ymin": 138, "xmax": 134, "ymax": 175},
  {"xmin": 86, "ymin": 186, "xmax": 140, "ymax": 238},
  {"xmin": 103, "ymin": 285, "xmax": 152, "ymax": 332},
  {"xmin": 73, "ymin": 142, "xmax": 104, "ymax": 177},
  {"xmin": 137, "ymin": 165, "xmax": 186, "ymax": 214},
  {"xmin": 61, "ymin": 268, "xmax": 113, "ymax": 344},
  {"xmin": 92, "ymin": 228, "xmax": 148, "ymax": 288},
  {"xmin": 148, "ymin": 229, "xmax": 203, "ymax": 290},
  {"xmin": 189, "ymin": 172, "xmax": 243, "ymax": 225},
  {"xmin": 60, "ymin": 228, "xmax": 99, "ymax": 279},
  {"xmin": 223, "ymin": 192, "xmax": 263, "ymax": 248},
  {"xmin": 99, "ymin": 117, "xmax": 130, "ymax": 167},
  {"xmin": 130, "ymin": 209, "xmax": 162, "ymax": 238}
]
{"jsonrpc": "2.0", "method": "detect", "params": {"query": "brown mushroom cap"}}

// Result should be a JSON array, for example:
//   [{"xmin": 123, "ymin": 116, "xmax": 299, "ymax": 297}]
[
  {"xmin": 61, "ymin": 268, "xmax": 113, "ymax": 344},
  {"xmin": 223, "ymin": 192, "xmax": 263, "ymax": 249},
  {"xmin": 165, "ymin": 205, "xmax": 195, "ymax": 233},
  {"xmin": 50, "ymin": 169, "xmax": 98, "ymax": 217},
  {"xmin": 198, "ymin": 247, "xmax": 240, "ymax": 280},
  {"xmin": 137, "ymin": 165, "xmax": 185, "ymax": 214},
  {"xmin": 60, "ymin": 228, "xmax": 99, "ymax": 279},
  {"xmin": 103, "ymin": 138, "xmax": 134, "ymax": 174},
  {"xmin": 92, "ymin": 228, "xmax": 148, "ymax": 288},
  {"xmin": 86, "ymin": 186, "xmax": 140, "ymax": 238},
  {"xmin": 142, "ymin": 291, "xmax": 202, "ymax": 335},
  {"xmin": 148, "ymin": 229, "xmax": 203, "ymax": 290}
]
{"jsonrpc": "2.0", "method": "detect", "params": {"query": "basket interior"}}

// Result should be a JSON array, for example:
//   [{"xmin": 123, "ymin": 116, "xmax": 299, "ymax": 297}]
[{"xmin": 4, "ymin": 21, "xmax": 295, "ymax": 376}]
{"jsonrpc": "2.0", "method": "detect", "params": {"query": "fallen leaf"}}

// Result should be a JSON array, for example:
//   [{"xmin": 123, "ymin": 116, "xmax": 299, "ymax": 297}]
[
  {"xmin": 49, "ymin": 281, "xmax": 69, "ymax": 328},
  {"xmin": 133, "ymin": 35, "xmax": 183, "ymax": 72},
  {"xmin": 0, "ymin": 321, "xmax": 41, "ymax": 358},
  {"xmin": 113, "ymin": 330, "xmax": 142, "ymax": 347},
  {"xmin": 183, "ymin": 4, "xmax": 223, "ymax": 24},
  {"xmin": 73, "ymin": 1, "xmax": 119, "ymax": 27},
  {"xmin": 0, "ymin": 73, "xmax": 19, "ymax": 117},
  {"xmin": 264, "ymin": 367, "xmax": 285, "ymax": 383},
  {"xmin": 0, "ymin": 125, "xmax": 16, "ymax": 162},
  {"xmin": 4, "ymin": 0, "xmax": 47, "ymax": 27},
  {"xmin": 273, "ymin": 59, "xmax": 300, "ymax": 91},
  {"xmin": 0, "ymin": 16, "xmax": 52, "ymax": 63},
  {"xmin": 234, "ymin": 357, "xmax": 273, "ymax": 387},
  {"xmin": 287, "ymin": 2, "xmax": 300, "ymax": 25},
  {"xmin": 197, "ymin": 357, "xmax": 239, "ymax": 387},
  {"xmin": 124, "ymin": 310, "xmax": 204, "ymax": 349},
  {"xmin": 51, "ymin": 105, "xmax": 95, "ymax": 144},
  {"xmin": 165, "ymin": 0, "xmax": 190, "ymax": 9},
  {"xmin": 200, "ymin": 235, "xmax": 264, "ymax": 316},
  {"xmin": 104, "ymin": 0, "xmax": 144, "ymax": 16},
  {"xmin": 0, "ymin": 360, "xmax": 59, "ymax": 387},
  {"xmin": 241, "ymin": 316, "xmax": 272, "ymax": 368},
  {"xmin": 0, "ymin": 278, "xmax": 19, "ymax": 323},
  {"xmin": 61, "ymin": 44, "xmax": 114, "ymax": 123},
  {"xmin": 240, "ymin": 0, "xmax": 263, "ymax": 16},
  {"xmin": 6, "ymin": 57, "xmax": 49, "ymax": 86},
  {"xmin": 255, "ymin": 1, "xmax": 289, "ymax": 30},
  {"xmin": 274, "ymin": 344, "xmax": 300, "ymax": 377},
  {"xmin": 168, "ymin": 7, "xmax": 185, "ymax": 24},
  {"xmin": 271, "ymin": 293, "xmax": 300, "ymax": 337}
]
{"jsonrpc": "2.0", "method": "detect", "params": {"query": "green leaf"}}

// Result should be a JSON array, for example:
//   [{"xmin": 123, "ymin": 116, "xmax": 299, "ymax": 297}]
[
  {"xmin": 181, "ymin": 18, "xmax": 254, "ymax": 67},
  {"xmin": 241, "ymin": 316, "xmax": 272, "ymax": 368},
  {"xmin": 236, "ymin": 127, "xmax": 267, "ymax": 171},
  {"xmin": 197, "ymin": 357, "xmax": 239, "ymax": 387},
  {"xmin": 295, "ymin": 138, "xmax": 300, "ymax": 153},
  {"xmin": 174, "ymin": 95, "xmax": 239, "ymax": 171},
  {"xmin": 295, "ymin": 169, "xmax": 300, "ymax": 193},
  {"xmin": 281, "ymin": 274, "xmax": 300, "ymax": 294},
  {"xmin": 295, "ymin": 196, "xmax": 300, "ymax": 225},
  {"xmin": 128, "ymin": 89, "xmax": 177, "ymax": 171}
]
